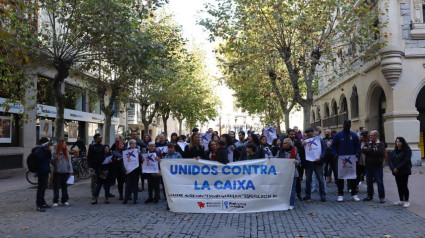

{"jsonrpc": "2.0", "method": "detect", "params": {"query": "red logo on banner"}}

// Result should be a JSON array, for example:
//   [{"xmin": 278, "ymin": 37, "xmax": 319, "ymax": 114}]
[{"xmin": 197, "ymin": 202, "xmax": 205, "ymax": 209}]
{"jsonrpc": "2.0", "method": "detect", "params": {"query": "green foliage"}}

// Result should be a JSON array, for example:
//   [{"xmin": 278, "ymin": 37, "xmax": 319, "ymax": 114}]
[{"xmin": 202, "ymin": 0, "xmax": 386, "ymax": 128}]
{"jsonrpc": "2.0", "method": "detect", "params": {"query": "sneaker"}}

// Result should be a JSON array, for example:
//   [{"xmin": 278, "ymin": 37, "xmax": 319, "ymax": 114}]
[
  {"xmin": 302, "ymin": 196, "xmax": 311, "ymax": 201},
  {"xmin": 352, "ymin": 195, "xmax": 360, "ymax": 202},
  {"xmin": 52, "ymin": 203, "xmax": 59, "ymax": 207},
  {"xmin": 337, "ymin": 196, "xmax": 344, "ymax": 202},
  {"xmin": 363, "ymin": 196, "xmax": 372, "ymax": 201},
  {"xmin": 41, "ymin": 204, "xmax": 51, "ymax": 209},
  {"xmin": 91, "ymin": 198, "xmax": 98, "ymax": 205},
  {"xmin": 379, "ymin": 198, "xmax": 385, "ymax": 203},
  {"xmin": 63, "ymin": 202, "xmax": 70, "ymax": 206},
  {"xmin": 37, "ymin": 207, "xmax": 46, "ymax": 212},
  {"xmin": 403, "ymin": 202, "xmax": 410, "ymax": 208},
  {"xmin": 289, "ymin": 206, "xmax": 294, "ymax": 210},
  {"xmin": 393, "ymin": 201, "xmax": 403, "ymax": 206}
]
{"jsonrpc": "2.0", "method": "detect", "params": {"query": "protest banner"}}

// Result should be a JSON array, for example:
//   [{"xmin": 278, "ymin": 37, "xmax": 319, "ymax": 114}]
[
  {"xmin": 200, "ymin": 133, "xmax": 211, "ymax": 150},
  {"xmin": 157, "ymin": 146, "xmax": 168, "ymax": 154},
  {"xmin": 304, "ymin": 137, "xmax": 322, "ymax": 162},
  {"xmin": 142, "ymin": 153, "xmax": 159, "ymax": 173},
  {"xmin": 338, "ymin": 155, "xmax": 357, "ymax": 179},
  {"xmin": 123, "ymin": 149, "xmax": 139, "ymax": 173},
  {"xmin": 161, "ymin": 158, "xmax": 294, "ymax": 213},
  {"xmin": 263, "ymin": 127, "xmax": 277, "ymax": 145}
]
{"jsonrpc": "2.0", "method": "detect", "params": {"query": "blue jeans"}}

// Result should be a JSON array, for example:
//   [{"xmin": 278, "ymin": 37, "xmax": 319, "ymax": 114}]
[
  {"xmin": 290, "ymin": 177, "xmax": 297, "ymax": 206},
  {"xmin": 305, "ymin": 162, "xmax": 326, "ymax": 198},
  {"xmin": 365, "ymin": 166, "xmax": 385, "ymax": 199}
]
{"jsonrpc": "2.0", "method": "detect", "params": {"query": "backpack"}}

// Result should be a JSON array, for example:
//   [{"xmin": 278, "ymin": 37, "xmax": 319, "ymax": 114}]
[{"xmin": 26, "ymin": 147, "xmax": 39, "ymax": 173}]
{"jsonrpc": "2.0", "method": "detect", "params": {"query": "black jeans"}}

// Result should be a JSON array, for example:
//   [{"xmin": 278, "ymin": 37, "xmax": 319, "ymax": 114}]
[
  {"xmin": 124, "ymin": 169, "xmax": 139, "ymax": 202},
  {"xmin": 116, "ymin": 172, "xmax": 126, "ymax": 197},
  {"xmin": 395, "ymin": 174, "xmax": 409, "ymax": 201},
  {"xmin": 147, "ymin": 174, "xmax": 160, "ymax": 201},
  {"xmin": 36, "ymin": 173, "xmax": 49, "ymax": 207},
  {"xmin": 53, "ymin": 173, "xmax": 69, "ymax": 203},
  {"xmin": 140, "ymin": 173, "xmax": 147, "ymax": 190}
]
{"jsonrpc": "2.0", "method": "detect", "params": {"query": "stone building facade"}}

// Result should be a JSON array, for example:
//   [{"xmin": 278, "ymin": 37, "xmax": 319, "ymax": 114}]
[{"xmin": 313, "ymin": 0, "xmax": 425, "ymax": 165}]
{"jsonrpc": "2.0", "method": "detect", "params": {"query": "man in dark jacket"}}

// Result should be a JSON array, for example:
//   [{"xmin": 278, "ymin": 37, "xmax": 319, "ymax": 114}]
[
  {"xmin": 331, "ymin": 120, "xmax": 361, "ymax": 202},
  {"xmin": 302, "ymin": 128, "xmax": 327, "ymax": 202},
  {"xmin": 34, "ymin": 137, "xmax": 52, "ymax": 212},
  {"xmin": 87, "ymin": 134, "xmax": 104, "ymax": 198},
  {"xmin": 125, "ymin": 131, "xmax": 146, "ymax": 150},
  {"xmin": 362, "ymin": 130, "xmax": 386, "ymax": 203},
  {"xmin": 70, "ymin": 136, "xmax": 86, "ymax": 156}
]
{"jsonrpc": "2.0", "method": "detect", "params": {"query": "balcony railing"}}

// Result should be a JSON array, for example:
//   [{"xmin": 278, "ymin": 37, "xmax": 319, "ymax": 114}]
[
  {"xmin": 322, "ymin": 112, "xmax": 348, "ymax": 128},
  {"xmin": 311, "ymin": 120, "xmax": 322, "ymax": 129}
]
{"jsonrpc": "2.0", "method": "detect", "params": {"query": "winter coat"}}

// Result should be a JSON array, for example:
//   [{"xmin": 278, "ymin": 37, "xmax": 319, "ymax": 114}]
[
  {"xmin": 361, "ymin": 140, "xmax": 386, "ymax": 168},
  {"xmin": 389, "ymin": 149, "xmax": 412, "ymax": 176},
  {"xmin": 34, "ymin": 146, "xmax": 51, "ymax": 175}
]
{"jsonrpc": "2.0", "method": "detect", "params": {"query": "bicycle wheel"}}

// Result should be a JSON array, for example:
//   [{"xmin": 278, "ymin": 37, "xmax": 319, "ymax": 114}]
[
  {"xmin": 26, "ymin": 170, "xmax": 38, "ymax": 185},
  {"xmin": 79, "ymin": 164, "xmax": 89, "ymax": 179}
]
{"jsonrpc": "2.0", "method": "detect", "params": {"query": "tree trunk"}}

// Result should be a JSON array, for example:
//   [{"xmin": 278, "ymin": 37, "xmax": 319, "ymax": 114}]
[
  {"xmin": 143, "ymin": 122, "xmax": 150, "ymax": 136},
  {"xmin": 162, "ymin": 114, "xmax": 169, "ymax": 138},
  {"xmin": 303, "ymin": 104, "xmax": 312, "ymax": 130},
  {"xmin": 178, "ymin": 119, "xmax": 183, "ymax": 135},
  {"xmin": 52, "ymin": 65, "xmax": 69, "ymax": 140},
  {"xmin": 284, "ymin": 110, "xmax": 290, "ymax": 132},
  {"xmin": 104, "ymin": 114, "xmax": 112, "ymax": 146}
]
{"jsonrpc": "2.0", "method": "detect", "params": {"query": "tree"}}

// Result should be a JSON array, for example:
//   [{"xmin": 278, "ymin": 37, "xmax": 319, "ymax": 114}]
[
  {"xmin": 202, "ymin": 0, "xmax": 385, "ymax": 128},
  {"xmin": 0, "ymin": 1, "xmax": 37, "ymax": 122},
  {"xmin": 27, "ymin": 0, "xmax": 160, "ymax": 140}
]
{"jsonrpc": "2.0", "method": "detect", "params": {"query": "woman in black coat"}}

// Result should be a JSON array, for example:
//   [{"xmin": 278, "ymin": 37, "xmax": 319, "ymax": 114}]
[
  {"xmin": 111, "ymin": 141, "xmax": 126, "ymax": 200},
  {"xmin": 184, "ymin": 134, "xmax": 206, "ymax": 159},
  {"xmin": 389, "ymin": 137, "xmax": 412, "ymax": 208}
]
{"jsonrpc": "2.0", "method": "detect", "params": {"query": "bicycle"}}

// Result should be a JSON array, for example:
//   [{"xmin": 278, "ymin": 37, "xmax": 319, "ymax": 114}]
[
  {"xmin": 71, "ymin": 150, "xmax": 90, "ymax": 179},
  {"xmin": 26, "ymin": 169, "xmax": 38, "ymax": 185}
]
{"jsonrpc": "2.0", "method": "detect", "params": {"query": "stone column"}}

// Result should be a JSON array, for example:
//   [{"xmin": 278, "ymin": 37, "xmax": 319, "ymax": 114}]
[{"xmin": 22, "ymin": 73, "xmax": 38, "ymax": 168}]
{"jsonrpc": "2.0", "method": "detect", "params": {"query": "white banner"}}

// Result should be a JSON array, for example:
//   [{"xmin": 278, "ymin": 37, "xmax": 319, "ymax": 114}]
[
  {"xmin": 142, "ymin": 153, "xmax": 159, "ymax": 173},
  {"xmin": 304, "ymin": 136, "xmax": 322, "ymax": 162},
  {"xmin": 161, "ymin": 158, "xmax": 295, "ymax": 213},
  {"xmin": 263, "ymin": 127, "xmax": 277, "ymax": 145},
  {"xmin": 123, "ymin": 149, "xmax": 139, "ymax": 173},
  {"xmin": 177, "ymin": 142, "xmax": 188, "ymax": 152},
  {"xmin": 338, "ymin": 155, "xmax": 357, "ymax": 179}
]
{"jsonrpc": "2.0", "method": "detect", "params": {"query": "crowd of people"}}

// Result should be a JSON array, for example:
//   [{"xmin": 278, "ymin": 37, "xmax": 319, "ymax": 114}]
[{"xmin": 31, "ymin": 120, "xmax": 412, "ymax": 212}]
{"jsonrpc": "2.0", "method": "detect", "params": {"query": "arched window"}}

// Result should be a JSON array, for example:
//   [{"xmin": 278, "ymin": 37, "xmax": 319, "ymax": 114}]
[
  {"xmin": 331, "ymin": 100, "xmax": 338, "ymax": 115},
  {"xmin": 324, "ymin": 103, "xmax": 330, "ymax": 118},
  {"xmin": 316, "ymin": 107, "xmax": 321, "ymax": 121},
  {"xmin": 339, "ymin": 95, "xmax": 348, "ymax": 114},
  {"xmin": 350, "ymin": 85, "xmax": 359, "ymax": 118}
]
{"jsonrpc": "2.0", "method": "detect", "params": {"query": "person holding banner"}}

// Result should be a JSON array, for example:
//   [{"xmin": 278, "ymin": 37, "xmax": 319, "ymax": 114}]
[
  {"xmin": 184, "ymin": 134, "xmax": 206, "ymax": 159},
  {"xmin": 302, "ymin": 128, "xmax": 327, "ymax": 202},
  {"xmin": 122, "ymin": 140, "xmax": 141, "ymax": 204},
  {"xmin": 155, "ymin": 134, "xmax": 168, "ymax": 157},
  {"xmin": 276, "ymin": 138, "xmax": 301, "ymax": 210},
  {"xmin": 206, "ymin": 141, "xmax": 217, "ymax": 161},
  {"xmin": 260, "ymin": 135, "xmax": 273, "ymax": 158},
  {"xmin": 331, "ymin": 120, "xmax": 361, "ymax": 202},
  {"xmin": 362, "ymin": 130, "xmax": 386, "ymax": 203},
  {"xmin": 143, "ymin": 142, "xmax": 161, "ymax": 203},
  {"xmin": 215, "ymin": 141, "xmax": 229, "ymax": 164}
]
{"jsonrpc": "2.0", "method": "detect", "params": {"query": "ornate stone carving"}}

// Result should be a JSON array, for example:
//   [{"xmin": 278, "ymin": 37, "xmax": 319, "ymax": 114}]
[
  {"xmin": 380, "ymin": 51, "xmax": 403, "ymax": 88},
  {"xmin": 412, "ymin": 0, "xmax": 423, "ymax": 23}
]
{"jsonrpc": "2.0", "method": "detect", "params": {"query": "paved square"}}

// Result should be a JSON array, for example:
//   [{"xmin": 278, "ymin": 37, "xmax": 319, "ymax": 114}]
[{"xmin": 1, "ymin": 179, "xmax": 424, "ymax": 238}]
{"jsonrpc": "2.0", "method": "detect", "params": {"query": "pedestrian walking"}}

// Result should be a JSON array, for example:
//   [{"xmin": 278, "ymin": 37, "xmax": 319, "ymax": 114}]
[
  {"xmin": 389, "ymin": 137, "xmax": 412, "ymax": 208},
  {"xmin": 362, "ymin": 130, "xmax": 386, "ymax": 203},
  {"xmin": 51, "ymin": 140, "xmax": 73, "ymax": 207}
]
